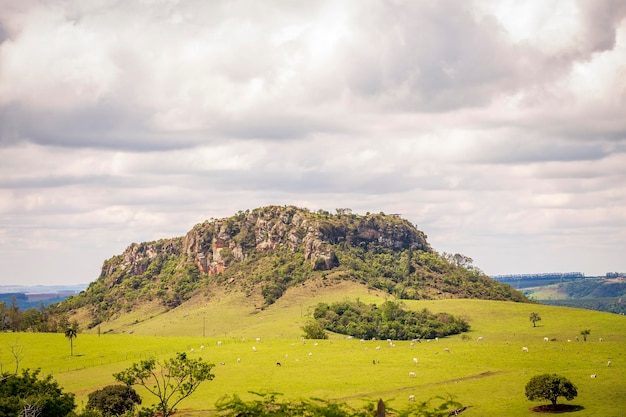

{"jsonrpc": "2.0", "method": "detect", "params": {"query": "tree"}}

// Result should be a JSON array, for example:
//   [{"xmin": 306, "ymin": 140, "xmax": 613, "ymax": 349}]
[
  {"xmin": 113, "ymin": 352, "xmax": 215, "ymax": 417},
  {"xmin": 529, "ymin": 312, "xmax": 541, "ymax": 327},
  {"xmin": 525, "ymin": 374, "xmax": 577, "ymax": 410},
  {"xmin": 0, "ymin": 340, "xmax": 23, "ymax": 382},
  {"xmin": 0, "ymin": 368, "xmax": 76, "ymax": 417},
  {"xmin": 87, "ymin": 384, "xmax": 142, "ymax": 416},
  {"xmin": 580, "ymin": 329, "xmax": 590, "ymax": 341},
  {"xmin": 301, "ymin": 320, "xmax": 328, "ymax": 339},
  {"xmin": 64, "ymin": 324, "xmax": 78, "ymax": 357}
]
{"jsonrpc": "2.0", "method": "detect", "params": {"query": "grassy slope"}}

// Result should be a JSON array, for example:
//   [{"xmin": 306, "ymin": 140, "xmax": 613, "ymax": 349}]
[{"xmin": 2, "ymin": 282, "xmax": 625, "ymax": 417}]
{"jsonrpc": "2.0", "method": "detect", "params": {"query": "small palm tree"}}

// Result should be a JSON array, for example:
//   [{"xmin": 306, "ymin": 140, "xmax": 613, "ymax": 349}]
[
  {"xmin": 580, "ymin": 329, "xmax": 590, "ymax": 342},
  {"xmin": 65, "ymin": 326, "xmax": 78, "ymax": 356}
]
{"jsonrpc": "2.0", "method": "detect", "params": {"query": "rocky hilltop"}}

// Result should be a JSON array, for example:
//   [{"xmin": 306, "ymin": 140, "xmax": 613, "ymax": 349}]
[{"xmin": 61, "ymin": 206, "xmax": 527, "ymax": 327}]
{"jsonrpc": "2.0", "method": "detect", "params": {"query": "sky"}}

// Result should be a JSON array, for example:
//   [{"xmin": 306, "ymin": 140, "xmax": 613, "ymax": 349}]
[{"xmin": 1, "ymin": 0, "xmax": 625, "ymax": 286}]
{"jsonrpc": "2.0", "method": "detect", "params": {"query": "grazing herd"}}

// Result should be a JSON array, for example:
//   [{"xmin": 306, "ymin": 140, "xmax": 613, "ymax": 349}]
[{"xmin": 185, "ymin": 333, "xmax": 612, "ymax": 403}]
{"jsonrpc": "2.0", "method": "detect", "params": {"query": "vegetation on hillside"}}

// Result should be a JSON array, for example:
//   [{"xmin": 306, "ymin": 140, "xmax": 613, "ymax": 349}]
[
  {"xmin": 55, "ymin": 206, "xmax": 527, "ymax": 328},
  {"xmin": 312, "ymin": 300, "xmax": 469, "ymax": 340},
  {"xmin": 525, "ymin": 278, "xmax": 626, "ymax": 314}
]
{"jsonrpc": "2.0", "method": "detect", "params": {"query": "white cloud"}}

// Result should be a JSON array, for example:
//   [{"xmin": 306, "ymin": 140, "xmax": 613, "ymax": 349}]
[{"xmin": 0, "ymin": 0, "xmax": 625, "ymax": 285}]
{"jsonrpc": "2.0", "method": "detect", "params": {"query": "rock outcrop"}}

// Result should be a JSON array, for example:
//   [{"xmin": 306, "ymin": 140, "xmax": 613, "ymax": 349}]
[{"xmin": 101, "ymin": 206, "xmax": 430, "ymax": 280}]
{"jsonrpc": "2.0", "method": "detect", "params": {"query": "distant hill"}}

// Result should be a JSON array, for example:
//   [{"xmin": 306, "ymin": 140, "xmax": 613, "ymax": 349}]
[
  {"xmin": 58, "ymin": 206, "xmax": 528, "ymax": 330},
  {"xmin": 524, "ymin": 277, "xmax": 626, "ymax": 315},
  {"xmin": 0, "ymin": 285, "xmax": 86, "ymax": 310}
]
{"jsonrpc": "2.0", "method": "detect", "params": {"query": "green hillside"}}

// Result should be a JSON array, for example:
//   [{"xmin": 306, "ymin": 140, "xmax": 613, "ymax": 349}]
[
  {"xmin": 3, "ymin": 286, "xmax": 625, "ymax": 416},
  {"xmin": 525, "ymin": 277, "xmax": 626, "ymax": 314},
  {"xmin": 57, "ymin": 206, "xmax": 527, "ymax": 331}
]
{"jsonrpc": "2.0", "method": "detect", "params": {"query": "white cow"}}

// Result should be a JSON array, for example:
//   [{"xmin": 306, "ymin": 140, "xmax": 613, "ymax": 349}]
[
  {"xmin": 409, "ymin": 372, "xmax": 417, "ymax": 378},
  {"xmin": 413, "ymin": 358, "xmax": 418, "ymax": 365},
  {"xmin": 522, "ymin": 347, "xmax": 529, "ymax": 352},
  {"xmin": 408, "ymin": 395, "xmax": 415, "ymax": 402},
  {"xmin": 591, "ymin": 373, "xmax": 597, "ymax": 378},
  {"xmin": 543, "ymin": 337, "xmax": 549, "ymax": 342},
  {"xmin": 252, "ymin": 346, "xmax": 257, "ymax": 352},
  {"xmin": 477, "ymin": 337, "xmax": 483, "ymax": 342}
]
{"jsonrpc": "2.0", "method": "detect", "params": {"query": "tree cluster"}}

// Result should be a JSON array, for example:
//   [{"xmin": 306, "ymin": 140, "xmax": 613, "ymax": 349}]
[
  {"xmin": 0, "ymin": 369, "xmax": 76, "ymax": 417},
  {"xmin": 215, "ymin": 391, "xmax": 463, "ymax": 417},
  {"xmin": 312, "ymin": 300, "xmax": 469, "ymax": 340},
  {"xmin": 0, "ymin": 299, "xmax": 77, "ymax": 333}
]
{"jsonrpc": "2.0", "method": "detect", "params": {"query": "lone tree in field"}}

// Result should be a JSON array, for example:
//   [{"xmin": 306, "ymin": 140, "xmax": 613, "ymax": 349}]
[
  {"xmin": 525, "ymin": 374, "xmax": 577, "ymax": 410},
  {"xmin": 64, "ymin": 324, "xmax": 78, "ymax": 356},
  {"xmin": 529, "ymin": 312, "xmax": 541, "ymax": 327},
  {"xmin": 114, "ymin": 352, "xmax": 214, "ymax": 417},
  {"xmin": 580, "ymin": 329, "xmax": 591, "ymax": 341}
]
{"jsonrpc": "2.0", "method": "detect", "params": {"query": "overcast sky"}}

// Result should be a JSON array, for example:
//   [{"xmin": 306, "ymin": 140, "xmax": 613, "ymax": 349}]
[{"xmin": 1, "ymin": 0, "xmax": 625, "ymax": 286}]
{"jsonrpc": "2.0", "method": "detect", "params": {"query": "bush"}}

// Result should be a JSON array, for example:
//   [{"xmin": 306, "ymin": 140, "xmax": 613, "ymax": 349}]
[
  {"xmin": 0, "ymin": 369, "xmax": 75, "ymax": 417},
  {"xmin": 86, "ymin": 385, "xmax": 141, "ymax": 416}
]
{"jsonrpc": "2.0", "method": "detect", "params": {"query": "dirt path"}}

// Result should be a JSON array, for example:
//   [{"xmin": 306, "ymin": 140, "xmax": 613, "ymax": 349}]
[{"xmin": 335, "ymin": 370, "xmax": 510, "ymax": 402}]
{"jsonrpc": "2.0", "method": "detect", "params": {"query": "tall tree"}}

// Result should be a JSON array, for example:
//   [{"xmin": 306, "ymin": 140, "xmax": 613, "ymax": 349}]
[
  {"xmin": 64, "ymin": 325, "xmax": 78, "ymax": 357},
  {"xmin": 114, "ymin": 352, "xmax": 215, "ymax": 417}
]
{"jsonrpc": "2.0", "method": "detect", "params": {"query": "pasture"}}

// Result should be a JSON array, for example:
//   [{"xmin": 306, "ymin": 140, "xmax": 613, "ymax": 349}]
[{"xmin": 1, "ymin": 295, "xmax": 626, "ymax": 416}]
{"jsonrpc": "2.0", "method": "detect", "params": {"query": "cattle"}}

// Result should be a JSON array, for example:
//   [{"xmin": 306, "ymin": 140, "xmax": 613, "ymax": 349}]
[
  {"xmin": 190, "ymin": 348, "xmax": 194, "ymax": 352},
  {"xmin": 237, "ymin": 358, "xmax": 241, "ymax": 363},
  {"xmin": 543, "ymin": 337, "xmax": 549, "ymax": 342},
  {"xmin": 607, "ymin": 361, "xmax": 612, "ymax": 367},
  {"xmin": 408, "ymin": 395, "xmax": 415, "ymax": 402},
  {"xmin": 252, "ymin": 346, "xmax": 257, "ymax": 352},
  {"xmin": 200, "ymin": 345, "xmax": 205, "ymax": 350},
  {"xmin": 599, "ymin": 338, "xmax": 603, "ymax": 342},
  {"xmin": 591, "ymin": 373, "xmax": 597, "ymax": 378},
  {"xmin": 522, "ymin": 347, "xmax": 529, "ymax": 352},
  {"xmin": 409, "ymin": 372, "xmax": 416, "ymax": 378},
  {"xmin": 477, "ymin": 337, "xmax": 483, "ymax": 342},
  {"xmin": 413, "ymin": 358, "xmax": 418, "ymax": 365},
  {"xmin": 217, "ymin": 341, "xmax": 222, "ymax": 346},
  {"xmin": 219, "ymin": 362, "xmax": 225, "ymax": 366},
  {"xmin": 444, "ymin": 348, "xmax": 450, "ymax": 353},
  {"xmin": 376, "ymin": 346, "xmax": 381, "ymax": 350},
  {"xmin": 276, "ymin": 362, "xmax": 281, "ymax": 366}
]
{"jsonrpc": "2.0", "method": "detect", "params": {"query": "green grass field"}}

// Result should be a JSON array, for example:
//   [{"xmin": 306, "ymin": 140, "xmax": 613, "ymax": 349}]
[{"xmin": 2, "ymin": 282, "xmax": 626, "ymax": 416}]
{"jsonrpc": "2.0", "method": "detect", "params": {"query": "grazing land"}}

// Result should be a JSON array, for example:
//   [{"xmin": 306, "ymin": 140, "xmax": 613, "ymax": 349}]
[{"xmin": 2, "ymin": 283, "xmax": 625, "ymax": 416}]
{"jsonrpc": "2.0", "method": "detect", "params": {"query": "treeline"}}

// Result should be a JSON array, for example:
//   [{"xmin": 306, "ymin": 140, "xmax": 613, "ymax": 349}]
[
  {"xmin": 541, "ymin": 298, "xmax": 626, "ymax": 316},
  {"xmin": 0, "ymin": 300, "xmax": 76, "ymax": 333},
  {"xmin": 312, "ymin": 300, "xmax": 469, "ymax": 340}
]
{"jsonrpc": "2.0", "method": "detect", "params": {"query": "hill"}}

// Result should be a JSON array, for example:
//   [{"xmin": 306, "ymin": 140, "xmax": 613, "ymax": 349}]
[
  {"xmin": 524, "ymin": 277, "xmax": 626, "ymax": 315},
  {"xmin": 58, "ymin": 206, "xmax": 528, "ymax": 331}
]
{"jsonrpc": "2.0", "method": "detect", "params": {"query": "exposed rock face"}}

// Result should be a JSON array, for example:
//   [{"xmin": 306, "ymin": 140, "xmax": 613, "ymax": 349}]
[
  {"xmin": 100, "ymin": 238, "xmax": 183, "ymax": 280},
  {"xmin": 99, "ymin": 206, "xmax": 430, "ymax": 280}
]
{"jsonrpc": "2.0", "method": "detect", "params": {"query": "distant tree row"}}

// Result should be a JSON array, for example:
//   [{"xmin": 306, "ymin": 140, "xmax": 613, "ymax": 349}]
[
  {"xmin": 0, "ymin": 299, "xmax": 76, "ymax": 333},
  {"xmin": 311, "ymin": 300, "xmax": 469, "ymax": 340}
]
